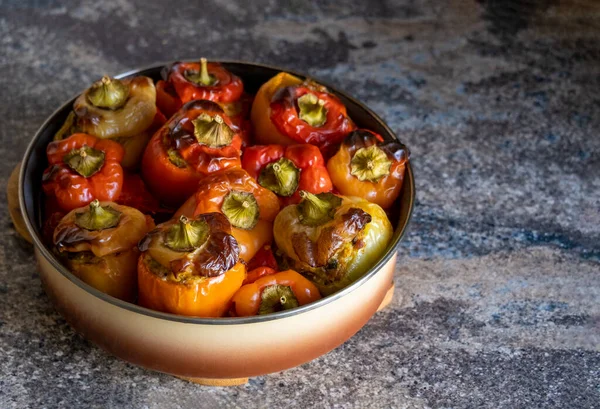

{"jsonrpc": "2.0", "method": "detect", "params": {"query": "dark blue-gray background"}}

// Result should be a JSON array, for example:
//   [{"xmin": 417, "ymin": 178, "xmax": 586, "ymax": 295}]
[{"xmin": 1, "ymin": 1, "xmax": 598, "ymax": 408}]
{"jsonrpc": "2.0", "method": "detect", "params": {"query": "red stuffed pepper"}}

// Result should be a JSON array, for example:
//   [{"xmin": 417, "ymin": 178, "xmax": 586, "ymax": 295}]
[
  {"xmin": 141, "ymin": 100, "xmax": 243, "ymax": 207},
  {"xmin": 242, "ymin": 143, "xmax": 333, "ymax": 205},
  {"xmin": 42, "ymin": 133, "xmax": 124, "ymax": 211}
]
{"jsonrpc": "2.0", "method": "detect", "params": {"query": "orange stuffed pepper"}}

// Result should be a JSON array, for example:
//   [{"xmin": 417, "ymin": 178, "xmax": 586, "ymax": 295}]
[
  {"xmin": 327, "ymin": 129, "xmax": 409, "ymax": 209},
  {"xmin": 231, "ymin": 270, "xmax": 321, "ymax": 316},
  {"xmin": 141, "ymin": 100, "xmax": 243, "ymax": 207},
  {"xmin": 54, "ymin": 200, "xmax": 153, "ymax": 302},
  {"xmin": 175, "ymin": 168, "xmax": 280, "ymax": 262},
  {"xmin": 137, "ymin": 213, "xmax": 246, "ymax": 317}
]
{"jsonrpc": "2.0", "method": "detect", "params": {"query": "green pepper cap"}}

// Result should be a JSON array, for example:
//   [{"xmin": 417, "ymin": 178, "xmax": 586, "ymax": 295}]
[
  {"xmin": 297, "ymin": 191, "xmax": 342, "ymax": 227},
  {"xmin": 63, "ymin": 145, "xmax": 105, "ymax": 178},
  {"xmin": 184, "ymin": 58, "xmax": 218, "ymax": 86},
  {"xmin": 350, "ymin": 145, "xmax": 392, "ymax": 182},
  {"xmin": 192, "ymin": 112, "xmax": 234, "ymax": 147},
  {"xmin": 165, "ymin": 215, "xmax": 210, "ymax": 252},
  {"xmin": 221, "ymin": 190, "xmax": 260, "ymax": 230},
  {"xmin": 297, "ymin": 93, "xmax": 328, "ymax": 127},
  {"xmin": 75, "ymin": 200, "xmax": 121, "ymax": 231},
  {"xmin": 258, "ymin": 157, "xmax": 300, "ymax": 197},
  {"xmin": 87, "ymin": 76, "xmax": 129, "ymax": 110},
  {"xmin": 258, "ymin": 284, "xmax": 299, "ymax": 315}
]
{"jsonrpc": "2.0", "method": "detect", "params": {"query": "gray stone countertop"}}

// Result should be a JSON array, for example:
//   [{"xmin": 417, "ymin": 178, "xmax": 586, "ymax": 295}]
[{"xmin": 1, "ymin": 1, "xmax": 599, "ymax": 408}]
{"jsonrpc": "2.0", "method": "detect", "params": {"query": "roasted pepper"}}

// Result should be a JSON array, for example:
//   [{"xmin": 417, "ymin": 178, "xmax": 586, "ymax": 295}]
[
  {"xmin": 53, "ymin": 200, "xmax": 153, "ymax": 302},
  {"xmin": 73, "ymin": 76, "xmax": 157, "ymax": 168},
  {"xmin": 141, "ymin": 100, "xmax": 243, "ymax": 207},
  {"xmin": 327, "ymin": 129, "xmax": 409, "ymax": 209},
  {"xmin": 117, "ymin": 173, "xmax": 170, "ymax": 217},
  {"xmin": 274, "ymin": 191, "xmax": 393, "ymax": 295},
  {"xmin": 155, "ymin": 79, "xmax": 183, "ymax": 119},
  {"xmin": 252, "ymin": 72, "xmax": 355, "ymax": 150},
  {"xmin": 42, "ymin": 133, "xmax": 125, "ymax": 211},
  {"xmin": 231, "ymin": 270, "xmax": 321, "ymax": 316},
  {"xmin": 175, "ymin": 169, "xmax": 280, "ymax": 262},
  {"xmin": 137, "ymin": 213, "xmax": 246, "ymax": 317},
  {"xmin": 242, "ymin": 143, "xmax": 333, "ymax": 205},
  {"xmin": 163, "ymin": 58, "xmax": 243, "ymax": 105}
]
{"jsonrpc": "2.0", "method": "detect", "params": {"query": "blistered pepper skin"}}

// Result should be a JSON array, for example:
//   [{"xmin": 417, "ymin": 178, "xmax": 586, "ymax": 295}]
[
  {"xmin": 141, "ymin": 100, "xmax": 243, "ymax": 207},
  {"xmin": 175, "ymin": 169, "xmax": 280, "ymax": 261},
  {"xmin": 42, "ymin": 133, "xmax": 125, "ymax": 211},
  {"xmin": 327, "ymin": 130, "xmax": 409, "ymax": 209},
  {"xmin": 274, "ymin": 195, "xmax": 393, "ymax": 295}
]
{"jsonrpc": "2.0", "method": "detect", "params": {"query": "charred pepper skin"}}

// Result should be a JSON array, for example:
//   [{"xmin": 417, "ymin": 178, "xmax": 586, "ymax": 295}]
[
  {"xmin": 327, "ymin": 129, "xmax": 409, "ymax": 209},
  {"xmin": 141, "ymin": 100, "xmax": 243, "ymax": 207}
]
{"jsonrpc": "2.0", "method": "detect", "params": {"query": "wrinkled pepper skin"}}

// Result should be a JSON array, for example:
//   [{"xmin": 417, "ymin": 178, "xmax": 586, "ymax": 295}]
[
  {"xmin": 327, "ymin": 129, "xmax": 409, "ymax": 209},
  {"xmin": 242, "ymin": 143, "xmax": 333, "ymax": 205},
  {"xmin": 42, "ymin": 133, "xmax": 125, "ymax": 211},
  {"xmin": 251, "ymin": 72, "xmax": 304, "ymax": 146},
  {"xmin": 175, "ymin": 169, "xmax": 280, "ymax": 262},
  {"xmin": 53, "ymin": 202, "xmax": 153, "ymax": 302},
  {"xmin": 137, "ymin": 213, "xmax": 245, "ymax": 317},
  {"xmin": 231, "ymin": 270, "xmax": 321, "ymax": 316},
  {"xmin": 164, "ymin": 61, "xmax": 244, "ymax": 104},
  {"xmin": 141, "ymin": 100, "xmax": 243, "ymax": 207},
  {"xmin": 274, "ymin": 194, "xmax": 393, "ymax": 296},
  {"xmin": 251, "ymin": 72, "xmax": 355, "ymax": 150}
]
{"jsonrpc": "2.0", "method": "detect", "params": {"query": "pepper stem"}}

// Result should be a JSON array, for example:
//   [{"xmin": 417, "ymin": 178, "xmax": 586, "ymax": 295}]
[
  {"xmin": 63, "ymin": 145, "xmax": 105, "ymax": 177},
  {"xmin": 184, "ymin": 58, "xmax": 218, "ymax": 86},
  {"xmin": 165, "ymin": 215, "xmax": 210, "ymax": 252},
  {"xmin": 297, "ymin": 93, "xmax": 328, "ymax": 127},
  {"xmin": 192, "ymin": 113, "xmax": 234, "ymax": 147},
  {"xmin": 258, "ymin": 158, "xmax": 300, "ymax": 197},
  {"xmin": 87, "ymin": 76, "xmax": 129, "ymax": 110},
  {"xmin": 221, "ymin": 190, "xmax": 260, "ymax": 230},
  {"xmin": 297, "ymin": 191, "xmax": 342, "ymax": 227},
  {"xmin": 75, "ymin": 200, "xmax": 121, "ymax": 231},
  {"xmin": 258, "ymin": 285, "xmax": 299, "ymax": 315},
  {"xmin": 350, "ymin": 145, "xmax": 392, "ymax": 182}
]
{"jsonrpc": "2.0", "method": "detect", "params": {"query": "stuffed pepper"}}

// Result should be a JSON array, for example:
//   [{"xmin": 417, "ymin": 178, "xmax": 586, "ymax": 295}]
[
  {"xmin": 141, "ymin": 100, "xmax": 243, "ymax": 207},
  {"xmin": 246, "ymin": 244, "xmax": 279, "ymax": 272},
  {"xmin": 53, "ymin": 200, "xmax": 153, "ymax": 302},
  {"xmin": 42, "ymin": 133, "xmax": 125, "ymax": 211},
  {"xmin": 274, "ymin": 191, "xmax": 392, "ymax": 295},
  {"xmin": 175, "ymin": 169, "xmax": 280, "ymax": 262},
  {"xmin": 242, "ymin": 143, "xmax": 333, "ymax": 206},
  {"xmin": 137, "ymin": 213, "xmax": 246, "ymax": 317},
  {"xmin": 68, "ymin": 75, "xmax": 157, "ymax": 169},
  {"xmin": 251, "ymin": 72, "xmax": 355, "ymax": 150},
  {"xmin": 327, "ymin": 129, "xmax": 409, "ymax": 209},
  {"xmin": 231, "ymin": 270, "xmax": 321, "ymax": 316}
]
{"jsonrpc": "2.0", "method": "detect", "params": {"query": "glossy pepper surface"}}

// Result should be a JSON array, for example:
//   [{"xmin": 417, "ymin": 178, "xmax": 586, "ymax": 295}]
[
  {"xmin": 73, "ymin": 76, "xmax": 157, "ymax": 139},
  {"xmin": 42, "ymin": 133, "xmax": 125, "ymax": 211},
  {"xmin": 252, "ymin": 72, "xmax": 355, "ymax": 150},
  {"xmin": 274, "ymin": 192, "xmax": 393, "ymax": 295},
  {"xmin": 164, "ymin": 59, "xmax": 243, "ymax": 104},
  {"xmin": 175, "ymin": 169, "xmax": 280, "ymax": 262},
  {"xmin": 242, "ymin": 143, "xmax": 333, "ymax": 205},
  {"xmin": 53, "ymin": 200, "xmax": 153, "ymax": 302},
  {"xmin": 246, "ymin": 244, "xmax": 278, "ymax": 272},
  {"xmin": 141, "ymin": 100, "xmax": 243, "ymax": 207},
  {"xmin": 231, "ymin": 270, "xmax": 321, "ymax": 316},
  {"xmin": 137, "ymin": 213, "xmax": 245, "ymax": 317},
  {"xmin": 327, "ymin": 129, "xmax": 409, "ymax": 209}
]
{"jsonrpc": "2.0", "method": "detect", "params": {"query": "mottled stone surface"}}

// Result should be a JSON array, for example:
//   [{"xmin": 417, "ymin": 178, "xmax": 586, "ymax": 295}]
[{"xmin": 1, "ymin": 1, "xmax": 599, "ymax": 408}]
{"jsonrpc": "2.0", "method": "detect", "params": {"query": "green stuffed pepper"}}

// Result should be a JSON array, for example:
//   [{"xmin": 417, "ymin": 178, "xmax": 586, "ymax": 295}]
[{"xmin": 273, "ymin": 191, "xmax": 393, "ymax": 295}]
